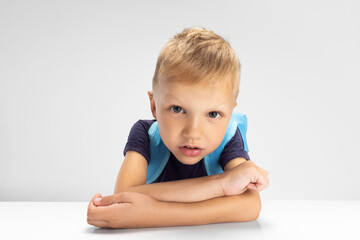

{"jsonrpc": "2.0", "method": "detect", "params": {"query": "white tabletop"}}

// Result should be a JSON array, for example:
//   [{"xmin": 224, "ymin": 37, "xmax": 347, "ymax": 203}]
[{"xmin": 1, "ymin": 200, "xmax": 359, "ymax": 240}]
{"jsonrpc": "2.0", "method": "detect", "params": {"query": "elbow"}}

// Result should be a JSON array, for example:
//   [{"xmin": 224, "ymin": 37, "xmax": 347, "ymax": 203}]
[
  {"xmin": 236, "ymin": 190, "xmax": 262, "ymax": 222},
  {"xmin": 249, "ymin": 191, "xmax": 262, "ymax": 221},
  {"xmin": 251, "ymin": 200, "xmax": 262, "ymax": 221},
  {"xmin": 245, "ymin": 199, "xmax": 261, "ymax": 222}
]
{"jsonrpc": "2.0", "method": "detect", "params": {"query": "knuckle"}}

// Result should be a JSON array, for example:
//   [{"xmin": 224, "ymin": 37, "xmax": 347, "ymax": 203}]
[
  {"xmin": 102, "ymin": 196, "xmax": 111, "ymax": 205},
  {"xmin": 119, "ymin": 192, "xmax": 131, "ymax": 200}
]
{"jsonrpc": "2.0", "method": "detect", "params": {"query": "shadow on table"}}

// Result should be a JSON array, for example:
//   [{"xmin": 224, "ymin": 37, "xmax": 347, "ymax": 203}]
[{"xmin": 86, "ymin": 220, "xmax": 263, "ymax": 239}]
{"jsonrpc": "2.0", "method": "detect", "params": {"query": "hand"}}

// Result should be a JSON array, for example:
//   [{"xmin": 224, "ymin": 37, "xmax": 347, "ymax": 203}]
[
  {"xmin": 87, "ymin": 192, "xmax": 161, "ymax": 228},
  {"xmin": 220, "ymin": 160, "xmax": 269, "ymax": 196}
]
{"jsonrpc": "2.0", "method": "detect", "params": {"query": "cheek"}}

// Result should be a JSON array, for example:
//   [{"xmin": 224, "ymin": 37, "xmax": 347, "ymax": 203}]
[
  {"xmin": 157, "ymin": 119, "xmax": 178, "ymax": 145},
  {"xmin": 207, "ymin": 124, "xmax": 228, "ymax": 147}
]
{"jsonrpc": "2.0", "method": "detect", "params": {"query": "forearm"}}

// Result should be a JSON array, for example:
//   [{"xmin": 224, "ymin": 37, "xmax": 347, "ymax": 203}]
[
  {"xmin": 116, "ymin": 174, "xmax": 224, "ymax": 203},
  {"xmin": 142, "ymin": 189, "xmax": 261, "ymax": 228}
]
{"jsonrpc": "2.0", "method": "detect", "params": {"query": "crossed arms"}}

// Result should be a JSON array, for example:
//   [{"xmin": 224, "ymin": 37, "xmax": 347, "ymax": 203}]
[{"xmin": 87, "ymin": 151, "xmax": 269, "ymax": 228}]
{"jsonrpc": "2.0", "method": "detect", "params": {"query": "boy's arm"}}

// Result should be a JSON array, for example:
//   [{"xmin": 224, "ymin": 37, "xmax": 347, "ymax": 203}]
[
  {"xmin": 116, "ymin": 158, "xmax": 249, "ymax": 203},
  {"xmin": 114, "ymin": 151, "xmax": 261, "ymax": 203},
  {"xmin": 88, "ymin": 189, "xmax": 261, "ymax": 228},
  {"xmin": 88, "ymin": 157, "xmax": 267, "ymax": 228},
  {"xmin": 119, "ymin": 173, "xmax": 224, "ymax": 203},
  {"xmin": 154, "ymin": 189, "xmax": 261, "ymax": 227},
  {"xmin": 114, "ymin": 150, "xmax": 224, "ymax": 202}
]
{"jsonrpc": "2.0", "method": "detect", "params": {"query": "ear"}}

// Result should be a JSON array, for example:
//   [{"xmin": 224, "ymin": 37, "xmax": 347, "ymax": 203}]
[
  {"xmin": 147, "ymin": 91, "xmax": 157, "ymax": 119},
  {"xmin": 234, "ymin": 102, "xmax": 238, "ymax": 108}
]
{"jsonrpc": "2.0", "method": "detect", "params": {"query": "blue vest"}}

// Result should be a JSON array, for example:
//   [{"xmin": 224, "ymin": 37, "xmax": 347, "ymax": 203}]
[{"xmin": 146, "ymin": 113, "xmax": 249, "ymax": 184}]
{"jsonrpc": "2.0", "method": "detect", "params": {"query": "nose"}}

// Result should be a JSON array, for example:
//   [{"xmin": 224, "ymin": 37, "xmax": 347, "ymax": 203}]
[{"xmin": 182, "ymin": 115, "xmax": 202, "ymax": 141}]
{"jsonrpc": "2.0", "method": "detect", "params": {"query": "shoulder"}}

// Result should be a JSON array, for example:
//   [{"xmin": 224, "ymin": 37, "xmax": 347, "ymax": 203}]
[
  {"xmin": 131, "ymin": 119, "xmax": 156, "ymax": 132},
  {"xmin": 123, "ymin": 119, "xmax": 156, "ymax": 163},
  {"xmin": 126, "ymin": 118, "xmax": 157, "ymax": 145},
  {"xmin": 219, "ymin": 128, "xmax": 250, "ymax": 170},
  {"xmin": 127, "ymin": 119, "xmax": 157, "ymax": 138},
  {"xmin": 224, "ymin": 128, "xmax": 247, "ymax": 152}
]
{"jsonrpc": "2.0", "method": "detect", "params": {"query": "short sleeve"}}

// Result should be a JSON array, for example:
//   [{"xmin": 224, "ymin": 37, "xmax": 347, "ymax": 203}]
[
  {"xmin": 219, "ymin": 128, "xmax": 250, "ymax": 170},
  {"xmin": 123, "ymin": 120, "xmax": 154, "ymax": 164}
]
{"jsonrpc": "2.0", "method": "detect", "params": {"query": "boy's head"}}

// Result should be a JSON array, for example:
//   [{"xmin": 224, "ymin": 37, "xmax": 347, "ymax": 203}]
[
  {"xmin": 148, "ymin": 27, "xmax": 242, "ymax": 165},
  {"xmin": 152, "ymin": 27, "xmax": 240, "ymax": 102}
]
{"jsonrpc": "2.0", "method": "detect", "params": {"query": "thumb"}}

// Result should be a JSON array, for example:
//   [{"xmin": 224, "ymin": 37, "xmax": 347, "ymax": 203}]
[
  {"xmin": 94, "ymin": 192, "xmax": 132, "ymax": 206},
  {"xmin": 247, "ymin": 183, "xmax": 258, "ymax": 191},
  {"xmin": 90, "ymin": 193, "xmax": 102, "ymax": 202}
]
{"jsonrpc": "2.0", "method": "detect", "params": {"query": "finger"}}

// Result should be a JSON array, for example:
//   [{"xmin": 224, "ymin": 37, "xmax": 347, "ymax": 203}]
[
  {"xmin": 255, "ymin": 177, "xmax": 269, "ymax": 191},
  {"xmin": 94, "ymin": 192, "xmax": 132, "ymax": 206},
  {"xmin": 261, "ymin": 174, "xmax": 270, "ymax": 189},
  {"xmin": 88, "ymin": 202, "xmax": 117, "ymax": 221},
  {"xmin": 249, "ymin": 183, "xmax": 263, "ymax": 192},
  {"xmin": 89, "ymin": 201, "xmax": 131, "ymax": 225},
  {"xmin": 90, "ymin": 193, "xmax": 102, "ymax": 203},
  {"xmin": 87, "ymin": 193, "xmax": 111, "ymax": 221},
  {"xmin": 88, "ymin": 193, "xmax": 103, "ymax": 209},
  {"xmin": 247, "ymin": 183, "xmax": 257, "ymax": 191},
  {"xmin": 248, "ymin": 173, "xmax": 268, "ymax": 192}
]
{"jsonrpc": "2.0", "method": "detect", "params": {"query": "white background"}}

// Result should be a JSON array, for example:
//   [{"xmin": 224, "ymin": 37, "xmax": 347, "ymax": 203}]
[{"xmin": 1, "ymin": 0, "xmax": 359, "ymax": 201}]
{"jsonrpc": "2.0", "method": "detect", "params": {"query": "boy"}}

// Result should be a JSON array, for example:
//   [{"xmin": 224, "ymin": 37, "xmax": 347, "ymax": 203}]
[{"xmin": 87, "ymin": 27, "xmax": 269, "ymax": 229}]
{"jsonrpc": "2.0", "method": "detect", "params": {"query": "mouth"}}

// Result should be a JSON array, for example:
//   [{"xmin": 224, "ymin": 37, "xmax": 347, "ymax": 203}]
[
  {"xmin": 179, "ymin": 145, "xmax": 203, "ymax": 157},
  {"xmin": 179, "ymin": 144, "xmax": 203, "ymax": 150}
]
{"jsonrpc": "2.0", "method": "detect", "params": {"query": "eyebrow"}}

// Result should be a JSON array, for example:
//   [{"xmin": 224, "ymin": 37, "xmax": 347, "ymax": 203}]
[{"xmin": 165, "ymin": 94, "xmax": 228, "ymax": 111}]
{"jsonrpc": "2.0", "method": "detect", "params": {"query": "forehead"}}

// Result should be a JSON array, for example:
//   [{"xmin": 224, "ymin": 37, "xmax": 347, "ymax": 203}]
[{"xmin": 159, "ymin": 78, "xmax": 234, "ymax": 106}]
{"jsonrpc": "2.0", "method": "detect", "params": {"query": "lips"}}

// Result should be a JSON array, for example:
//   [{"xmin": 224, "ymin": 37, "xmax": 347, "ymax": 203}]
[
  {"xmin": 179, "ymin": 144, "xmax": 203, "ymax": 157},
  {"xmin": 180, "ymin": 144, "xmax": 203, "ymax": 150}
]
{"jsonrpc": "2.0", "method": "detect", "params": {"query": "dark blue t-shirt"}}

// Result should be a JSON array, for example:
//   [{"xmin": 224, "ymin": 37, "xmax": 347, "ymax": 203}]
[{"xmin": 123, "ymin": 119, "xmax": 250, "ymax": 183}]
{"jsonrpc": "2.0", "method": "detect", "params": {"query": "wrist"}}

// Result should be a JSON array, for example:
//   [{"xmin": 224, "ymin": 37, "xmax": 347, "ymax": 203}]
[
  {"xmin": 218, "ymin": 170, "xmax": 232, "ymax": 197},
  {"xmin": 213, "ymin": 172, "xmax": 226, "ymax": 198}
]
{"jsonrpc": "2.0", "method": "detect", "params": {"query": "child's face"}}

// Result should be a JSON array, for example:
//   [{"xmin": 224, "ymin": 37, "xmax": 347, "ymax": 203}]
[{"xmin": 148, "ymin": 77, "xmax": 237, "ymax": 165}]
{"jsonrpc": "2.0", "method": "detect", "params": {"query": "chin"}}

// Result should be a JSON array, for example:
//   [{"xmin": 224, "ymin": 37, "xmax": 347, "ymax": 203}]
[{"xmin": 177, "ymin": 156, "xmax": 202, "ymax": 165}]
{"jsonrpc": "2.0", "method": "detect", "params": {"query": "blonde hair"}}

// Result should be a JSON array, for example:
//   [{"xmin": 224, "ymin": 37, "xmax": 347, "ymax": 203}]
[{"xmin": 152, "ymin": 27, "xmax": 241, "ymax": 101}]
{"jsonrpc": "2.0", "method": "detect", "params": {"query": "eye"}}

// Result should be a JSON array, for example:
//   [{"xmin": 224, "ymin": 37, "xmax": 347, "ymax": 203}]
[
  {"xmin": 208, "ymin": 112, "xmax": 221, "ymax": 119},
  {"xmin": 170, "ymin": 106, "xmax": 184, "ymax": 114}
]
